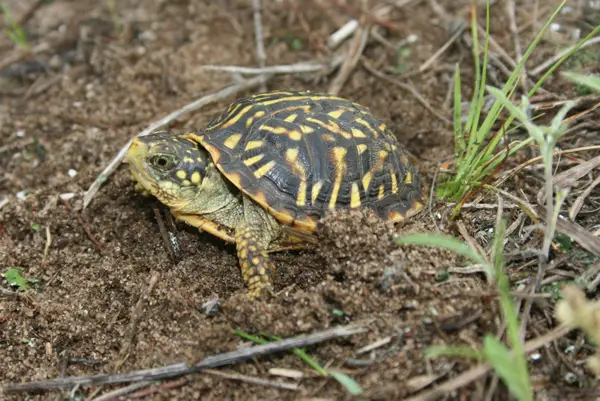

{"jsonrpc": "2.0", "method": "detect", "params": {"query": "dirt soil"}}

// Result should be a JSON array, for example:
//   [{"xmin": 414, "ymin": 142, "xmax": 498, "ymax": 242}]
[{"xmin": 1, "ymin": 1, "xmax": 599, "ymax": 400}]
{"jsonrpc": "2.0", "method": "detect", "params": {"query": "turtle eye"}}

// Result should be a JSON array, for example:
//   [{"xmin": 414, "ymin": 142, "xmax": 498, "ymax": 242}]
[{"xmin": 151, "ymin": 154, "xmax": 176, "ymax": 170}]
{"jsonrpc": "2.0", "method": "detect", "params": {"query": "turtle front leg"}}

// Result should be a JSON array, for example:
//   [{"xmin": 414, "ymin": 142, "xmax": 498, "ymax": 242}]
[{"xmin": 235, "ymin": 224, "xmax": 275, "ymax": 299}]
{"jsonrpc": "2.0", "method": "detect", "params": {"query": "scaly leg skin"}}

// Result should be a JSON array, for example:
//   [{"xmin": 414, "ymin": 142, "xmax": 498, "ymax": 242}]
[{"xmin": 235, "ymin": 224, "xmax": 275, "ymax": 299}]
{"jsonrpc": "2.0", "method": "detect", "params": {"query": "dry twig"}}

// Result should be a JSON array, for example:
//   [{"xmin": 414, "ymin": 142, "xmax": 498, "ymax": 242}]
[
  {"xmin": 252, "ymin": 0, "xmax": 267, "ymax": 92},
  {"xmin": 2, "ymin": 323, "xmax": 367, "ymax": 393},
  {"xmin": 328, "ymin": 23, "xmax": 370, "ymax": 96},
  {"xmin": 203, "ymin": 369, "xmax": 298, "ymax": 391}
]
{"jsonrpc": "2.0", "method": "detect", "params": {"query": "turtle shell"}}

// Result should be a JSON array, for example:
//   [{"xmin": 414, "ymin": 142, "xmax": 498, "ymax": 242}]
[{"xmin": 184, "ymin": 91, "xmax": 423, "ymax": 233}]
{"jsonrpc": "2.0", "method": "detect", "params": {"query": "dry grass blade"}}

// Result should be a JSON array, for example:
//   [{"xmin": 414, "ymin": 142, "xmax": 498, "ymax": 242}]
[
  {"xmin": 554, "ymin": 217, "xmax": 600, "ymax": 257},
  {"xmin": 531, "ymin": 36, "xmax": 600, "ymax": 76},
  {"xmin": 569, "ymin": 175, "xmax": 600, "ymax": 221},
  {"xmin": 201, "ymin": 57, "xmax": 345, "ymax": 75},
  {"xmin": 328, "ymin": 23, "xmax": 370, "ymax": 96},
  {"xmin": 82, "ymin": 75, "xmax": 271, "ymax": 209},
  {"xmin": 204, "ymin": 369, "xmax": 298, "ymax": 391},
  {"xmin": 1, "ymin": 323, "xmax": 367, "ymax": 393},
  {"xmin": 553, "ymin": 155, "xmax": 600, "ymax": 189}
]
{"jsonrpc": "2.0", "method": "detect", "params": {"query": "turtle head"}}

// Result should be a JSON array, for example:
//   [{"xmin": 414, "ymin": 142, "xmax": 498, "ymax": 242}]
[{"xmin": 124, "ymin": 131, "xmax": 211, "ymax": 210}]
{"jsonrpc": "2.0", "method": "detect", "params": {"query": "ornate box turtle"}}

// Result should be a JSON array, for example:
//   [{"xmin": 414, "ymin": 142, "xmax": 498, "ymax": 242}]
[{"xmin": 124, "ymin": 90, "xmax": 423, "ymax": 299}]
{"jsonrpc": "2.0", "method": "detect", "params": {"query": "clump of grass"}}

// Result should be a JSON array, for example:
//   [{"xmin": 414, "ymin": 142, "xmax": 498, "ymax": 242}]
[
  {"xmin": 396, "ymin": 212, "xmax": 532, "ymax": 401},
  {"xmin": 436, "ymin": 0, "xmax": 600, "ymax": 218},
  {"xmin": 0, "ymin": 3, "xmax": 29, "ymax": 49}
]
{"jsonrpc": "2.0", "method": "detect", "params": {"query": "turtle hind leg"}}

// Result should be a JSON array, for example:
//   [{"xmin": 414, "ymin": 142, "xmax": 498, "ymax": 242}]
[{"xmin": 235, "ymin": 224, "xmax": 275, "ymax": 299}]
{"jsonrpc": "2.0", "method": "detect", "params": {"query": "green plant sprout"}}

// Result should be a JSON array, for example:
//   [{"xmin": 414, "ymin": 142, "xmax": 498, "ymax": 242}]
[
  {"xmin": 0, "ymin": 3, "xmax": 29, "ymax": 49},
  {"xmin": 436, "ymin": 0, "xmax": 600, "ymax": 219}
]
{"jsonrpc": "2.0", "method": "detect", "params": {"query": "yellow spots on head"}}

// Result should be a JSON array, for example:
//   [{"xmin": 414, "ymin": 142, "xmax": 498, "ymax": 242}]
[
  {"xmin": 356, "ymin": 118, "xmax": 378, "ymax": 137},
  {"xmin": 329, "ymin": 147, "xmax": 348, "ymax": 209},
  {"xmin": 390, "ymin": 169, "xmax": 398, "ymax": 194},
  {"xmin": 254, "ymin": 160, "xmax": 276, "ymax": 178},
  {"xmin": 243, "ymin": 154, "xmax": 265, "ymax": 166},
  {"xmin": 284, "ymin": 113, "xmax": 298, "ymax": 122},
  {"xmin": 239, "ymin": 248, "xmax": 248, "ymax": 260},
  {"xmin": 191, "ymin": 171, "xmax": 201, "ymax": 184},
  {"xmin": 258, "ymin": 266, "xmax": 266, "ymax": 276},
  {"xmin": 357, "ymin": 143, "xmax": 368, "ymax": 154},
  {"xmin": 404, "ymin": 170, "xmax": 413, "ymax": 184},
  {"xmin": 181, "ymin": 179, "xmax": 191, "ymax": 186},
  {"xmin": 176, "ymin": 170, "xmax": 187, "ymax": 180},
  {"xmin": 327, "ymin": 109, "xmax": 344, "ymax": 119},
  {"xmin": 245, "ymin": 140, "xmax": 263, "ymax": 151},
  {"xmin": 351, "ymin": 128, "xmax": 367, "ymax": 138},
  {"xmin": 224, "ymin": 134, "xmax": 242, "ymax": 149},
  {"xmin": 311, "ymin": 180, "xmax": 324, "ymax": 204},
  {"xmin": 252, "ymin": 257, "xmax": 260, "ymax": 265},
  {"xmin": 183, "ymin": 156, "xmax": 194, "ymax": 163},
  {"xmin": 300, "ymin": 125, "xmax": 314, "ymax": 134},
  {"xmin": 378, "ymin": 123, "xmax": 387, "ymax": 131},
  {"xmin": 361, "ymin": 171, "xmax": 372, "ymax": 192},
  {"xmin": 378, "ymin": 184, "xmax": 386, "ymax": 200},
  {"xmin": 350, "ymin": 183, "xmax": 361, "ymax": 208},
  {"xmin": 385, "ymin": 143, "xmax": 392, "ymax": 151},
  {"xmin": 289, "ymin": 130, "xmax": 302, "ymax": 141},
  {"xmin": 221, "ymin": 105, "xmax": 253, "ymax": 129}
]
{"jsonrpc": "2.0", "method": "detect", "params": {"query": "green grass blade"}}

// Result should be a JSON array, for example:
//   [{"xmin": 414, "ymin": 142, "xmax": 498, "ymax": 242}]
[
  {"xmin": 426, "ymin": 345, "xmax": 484, "ymax": 361},
  {"xmin": 395, "ymin": 232, "xmax": 487, "ymax": 266},
  {"xmin": 259, "ymin": 332, "xmax": 329, "ymax": 376},
  {"xmin": 463, "ymin": 1, "xmax": 482, "ymax": 141},
  {"xmin": 561, "ymin": 71, "xmax": 600, "ymax": 93},
  {"xmin": 453, "ymin": 64, "xmax": 465, "ymax": 155},
  {"xmin": 329, "ymin": 371, "xmax": 364, "ymax": 396},
  {"xmin": 483, "ymin": 335, "xmax": 532, "ymax": 401}
]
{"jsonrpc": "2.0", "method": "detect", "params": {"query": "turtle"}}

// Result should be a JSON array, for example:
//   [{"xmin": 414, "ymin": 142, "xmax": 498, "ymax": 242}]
[{"xmin": 123, "ymin": 90, "xmax": 423, "ymax": 299}]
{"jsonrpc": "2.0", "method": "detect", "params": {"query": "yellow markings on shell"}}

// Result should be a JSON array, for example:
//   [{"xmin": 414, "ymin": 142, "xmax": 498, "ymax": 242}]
[
  {"xmin": 261, "ymin": 125, "xmax": 287, "ymax": 135},
  {"xmin": 254, "ymin": 160, "xmax": 276, "ymax": 178},
  {"xmin": 285, "ymin": 148, "xmax": 307, "ymax": 206},
  {"xmin": 220, "ymin": 105, "xmax": 253, "ymax": 129},
  {"xmin": 390, "ymin": 169, "xmax": 398, "ymax": 194},
  {"xmin": 191, "ymin": 171, "xmax": 201, "ymax": 184},
  {"xmin": 322, "ymin": 134, "xmax": 337, "ymax": 143},
  {"xmin": 361, "ymin": 171, "xmax": 372, "ymax": 192},
  {"xmin": 289, "ymin": 130, "xmax": 302, "ymax": 141},
  {"xmin": 306, "ymin": 117, "xmax": 351, "ymax": 139},
  {"xmin": 329, "ymin": 147, "xmax": 347, "ymax": 209},
  {"xmin": 245, "ymin": 140, "xmax": 263, "ymax": 151},
  {"xmin": 327, "ymin": 109, "xmax": 344, "ymax": 119},
  {"xmin": 351, "ymin": 128, "xmax": 367, "ymax": 138},
  {"xmin": 252, "ymin": 257, "xmax": 260, "ymax": 265},
  {"xmin": 404, "ymin": 170, "xmax": 413, "ymax": 184},
  {"xmin": 243, "ymin": 154, "xmax": 264, "ymax": 166},
  {"xmin": 350, "ymin": 183, "xmax": 361, "ymax": 208},
  {"xmin": 378, "ymin": 184, "xmax": 386, "ymax": 200},
  {"xmin": 356, "ymin": 118, "xmax": 378, "ymax": 137},
  {"xmin": 176, "ymin": 170, "xmax": 187, "ymax": 180},
  {"xmin": 224, "ymin": 134, "xmax": 242, "ymax": 149},
  {"xmin": 284, "ymin": 113, "xmax": 298, "ymax": 122},
  {"xmin": 245, "ymin": 110, "xmax": 266, "ymax": 129},
  {"xmin": 311, "ymin": 180, "xmax": 324, "ymax": 204},
  {"xmin": 227, "ymin": 172, "xmax": 242, "ymax": 188},
  {"xmin": 357, "ymin": 143, "xmax": 368, "ymax": 154},
  {"xmin": 300, "ymin": 125, "xmax": 314, "ymax": 134},
  {"xmin": 378, "ymin": 123, "xmax": 386, "ymax": 131},
  {"xmin": 261, "ymin": 95, "xmax": 345, "ymax": 106}
]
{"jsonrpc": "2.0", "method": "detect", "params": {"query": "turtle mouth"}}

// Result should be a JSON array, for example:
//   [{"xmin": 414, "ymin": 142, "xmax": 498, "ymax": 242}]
[{"xmin": 123, "ymin": 138, "xmax": 160, "ymax": 196}]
